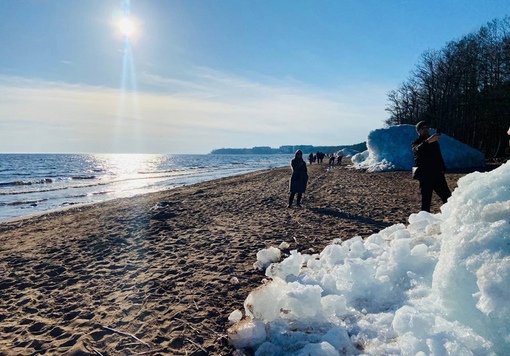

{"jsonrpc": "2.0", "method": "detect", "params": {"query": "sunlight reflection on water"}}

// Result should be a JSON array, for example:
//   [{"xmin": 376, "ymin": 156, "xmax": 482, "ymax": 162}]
[{"xmin": 0, "ymin": 153, "xmax": 291, "ymax": 221}]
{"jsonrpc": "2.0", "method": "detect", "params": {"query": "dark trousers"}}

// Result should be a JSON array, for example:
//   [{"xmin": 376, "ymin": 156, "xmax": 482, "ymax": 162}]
[
  {"xmin": 419, "ymin": 173, "xmax": 451, "ymax": 212},
  {"xmin": 288, "ymin": 192, "xmax": 302, "ymax": 207}
]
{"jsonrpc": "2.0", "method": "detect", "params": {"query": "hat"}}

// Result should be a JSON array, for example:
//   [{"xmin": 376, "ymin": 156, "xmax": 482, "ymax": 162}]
[{"xmin": 415, "ymin": 121, "xmax": 428, "ymax": 132}]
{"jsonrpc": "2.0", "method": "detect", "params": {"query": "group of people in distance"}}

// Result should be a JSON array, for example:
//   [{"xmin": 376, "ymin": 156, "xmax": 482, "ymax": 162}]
[
  {"xmin": 328, "ymin": 154, "xmax": 343, "ymax": 166},
  {"xmin": 307, "ymin": 151, "xmax": 343, "ymax": 166},
  {"xmin": 308, "ymin": 152, "xmax": 325, "ymax": 164},
  {"xmin": 288, "ymin": 121, "xmax": 451, "ymax": 213}
]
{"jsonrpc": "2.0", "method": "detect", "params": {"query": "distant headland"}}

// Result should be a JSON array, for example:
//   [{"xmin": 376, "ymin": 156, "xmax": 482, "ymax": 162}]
[{"xmin": 210, "ymin": 142, "xmax": 367, "ymax": 155}]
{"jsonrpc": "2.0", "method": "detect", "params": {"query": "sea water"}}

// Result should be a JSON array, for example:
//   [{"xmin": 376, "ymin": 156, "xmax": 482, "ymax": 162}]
[{"xmin": 0, "ymin": 153, "xmax": 292, "ymax": 222}]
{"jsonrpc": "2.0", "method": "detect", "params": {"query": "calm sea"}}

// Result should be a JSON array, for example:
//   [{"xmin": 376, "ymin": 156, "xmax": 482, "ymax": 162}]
[{"xmin": 0, "ymin": 153, "xmax": 292, "ymax": 222}]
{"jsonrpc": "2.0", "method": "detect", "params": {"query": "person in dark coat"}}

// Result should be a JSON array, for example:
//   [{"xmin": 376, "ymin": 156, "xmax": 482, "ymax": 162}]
[
  {"xmin": 308, "ymin": 152, "xmax": 314, "ymax": 165},
  {"xmin": 288, "ymin": 150, "xmax": 308, "ymax": 208},
  {"xmin": 411, "ymin": 121, "xmax": 451, "ymax": 212},
  {"xmin": 337, "ymin": 153, "xmax": 343, "ymax": 165}
]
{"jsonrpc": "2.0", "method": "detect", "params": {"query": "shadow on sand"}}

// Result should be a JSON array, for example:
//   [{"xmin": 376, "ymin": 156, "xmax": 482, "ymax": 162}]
[{"xmin": 310, "ymin": 207, "xmax": 393, "ymax": 232}]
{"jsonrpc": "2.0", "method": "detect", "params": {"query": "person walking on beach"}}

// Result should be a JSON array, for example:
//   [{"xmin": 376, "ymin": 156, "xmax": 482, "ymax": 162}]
[
  {"xmin": 288, "ymin": 150, "xmax": 308, "ymax": 208},
  {"xmin": 308, "ymin": 152, "xmax": 314, "ymax": 165},
  {"xmin": 412, "ymin": 121, "xmax": 451, "ymax": 212},
  {"xmin": 337, "ymin": 153, "xmax": 343, "ymax": 165}
]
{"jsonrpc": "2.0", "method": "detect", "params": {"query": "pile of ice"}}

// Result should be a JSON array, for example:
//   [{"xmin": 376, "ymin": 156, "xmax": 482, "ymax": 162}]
[
  {"xmin": 228, "ymin": 161, "xmax": 510, "ymax": 355},
  {"xmin": 351, "ymin": 125, "xmax": 485, "ymax": 172}
]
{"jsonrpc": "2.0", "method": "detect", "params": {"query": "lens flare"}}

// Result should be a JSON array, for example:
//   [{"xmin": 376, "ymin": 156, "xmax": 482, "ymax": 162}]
[
  {"xmin": 113, "ymin": 0, "xmax": 142, "ymax": 152},
  {"xmin": 118, "ymin": 17, "xmax": 135, "ymax": 37}
]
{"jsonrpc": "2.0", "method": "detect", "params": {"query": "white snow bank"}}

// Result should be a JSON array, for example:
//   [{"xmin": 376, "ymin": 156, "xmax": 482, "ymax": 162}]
[{"xmin": 228, "ymin": 161, "xmax": 510, "ymax": 355}]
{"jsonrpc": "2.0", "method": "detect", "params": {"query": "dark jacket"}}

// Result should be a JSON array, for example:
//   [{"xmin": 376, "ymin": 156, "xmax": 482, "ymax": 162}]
[
  {"xmin": 289, "ymin": 158, "xmax": 308, "ymax": 193},
  {"xmin": 412, "ymin": 136, "xmax": 446, "ymax": 179}
]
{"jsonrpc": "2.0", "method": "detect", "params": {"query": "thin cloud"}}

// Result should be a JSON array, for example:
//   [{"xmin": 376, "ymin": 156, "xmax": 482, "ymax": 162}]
[{"xmin": 0, "ymin": 72, "xmax": 388, "ymax": 153}]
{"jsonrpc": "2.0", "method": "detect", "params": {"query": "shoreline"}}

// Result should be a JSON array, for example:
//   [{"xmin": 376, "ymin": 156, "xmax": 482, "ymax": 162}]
[
  {"xmin": 0, "ymin": 163, "xmax": 466, "ymax": 355},
  {"xmin": 0, "ymin": 153, "xmax": 293, "ymax": 224},
  {"xmin": 0, "ymin": 167, "xmax": 285, "ymax": 226}
]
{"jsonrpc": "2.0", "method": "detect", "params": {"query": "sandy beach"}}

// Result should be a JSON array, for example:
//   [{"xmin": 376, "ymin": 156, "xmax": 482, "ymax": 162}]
[{"xmin": 0, "ymin": 161, "xmax": 466, "ymax": 355}]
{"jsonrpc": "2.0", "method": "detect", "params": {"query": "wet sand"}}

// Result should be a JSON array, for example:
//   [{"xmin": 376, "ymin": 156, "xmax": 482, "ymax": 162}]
[{"xmin": 0, "ymin": 161, "xmax": 466, "ymax": 355}]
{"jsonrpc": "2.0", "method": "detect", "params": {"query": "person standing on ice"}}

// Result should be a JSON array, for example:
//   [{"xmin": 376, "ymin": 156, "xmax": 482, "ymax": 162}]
[
  {"xmin": 288, "ymin": 150, "xmax": 308, "ymax": 208},
  {"xmin": 411, "ymin": 121, "xmax": 452, "ymax": 212}
]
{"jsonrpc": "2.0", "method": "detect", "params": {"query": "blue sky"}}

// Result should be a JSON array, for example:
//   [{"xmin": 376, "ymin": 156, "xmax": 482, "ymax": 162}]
[{"xmin": 0, "ymin": 0, "xmax": 508, "ymax": 154}]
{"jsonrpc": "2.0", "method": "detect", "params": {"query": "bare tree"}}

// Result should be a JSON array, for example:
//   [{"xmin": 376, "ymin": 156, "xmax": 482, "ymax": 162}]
[{"xmin": 385, "ymin": 15, "xmax": 510, "ymax": 158}]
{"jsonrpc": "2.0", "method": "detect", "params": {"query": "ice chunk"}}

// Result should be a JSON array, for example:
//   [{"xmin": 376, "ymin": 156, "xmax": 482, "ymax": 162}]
[
  {"xmin": 253, "ymin": 246, "xmax": 281, "ymax": 270},
  {"xmin": 227, "ymin": 318, "xmax": 266, "ymax": 349},
  {"xmin": 228, "ymin": 309, "xmax": 243, "ymax": 324}
]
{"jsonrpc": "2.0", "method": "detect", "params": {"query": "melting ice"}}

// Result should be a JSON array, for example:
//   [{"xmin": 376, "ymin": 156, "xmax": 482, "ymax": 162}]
[{"xmin": 228, "ymin": 126, "xmax": 509, "ymax": 355}]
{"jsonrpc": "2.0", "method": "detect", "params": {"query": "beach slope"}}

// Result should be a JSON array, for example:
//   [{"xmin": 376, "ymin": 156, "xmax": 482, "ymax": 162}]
[{"xmin": 0, "ymin": 162, "xmax": 463, "ymax": 355}]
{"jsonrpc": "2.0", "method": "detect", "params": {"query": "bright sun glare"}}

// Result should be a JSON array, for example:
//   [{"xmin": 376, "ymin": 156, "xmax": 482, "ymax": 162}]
[{"xmin": 118, "ymin": 17, "xmax": 135, "ymax": 37}]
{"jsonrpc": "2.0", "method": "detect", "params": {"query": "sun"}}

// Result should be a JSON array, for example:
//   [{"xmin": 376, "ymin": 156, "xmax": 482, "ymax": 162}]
[{"xmin": 118, "ymin": 17, "xmax": 135, "ymax": 37}]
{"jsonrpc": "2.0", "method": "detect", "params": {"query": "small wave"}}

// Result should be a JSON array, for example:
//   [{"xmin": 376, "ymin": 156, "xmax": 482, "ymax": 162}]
[
  {"xmin": 0, "ymin": 181, "xmax": 108, "ymax": 196},
  {"xmin": 138, "ymin": 168, "xmax": 188, "ymax": 174},
  {"xmin": 71, "ymin": 194, "xmax": 88, "ymax": 198},
  {"xmin": 71, "ymin": 175, "xmax": 96, "ymax": 180},
  {"xmin": 0, "ymin": 178, "xmax": 54, "ymax": 187},
  {"xmin": 61, "ymin": 201, "xmax": 81, "ymax": 206},
  {"xmin": 89, "ymin": 190, "xmax": 115, "ymax": 196},
  {"xmin": 7, "ymin": 198, "xmax": 48, "ymax": 206}
]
